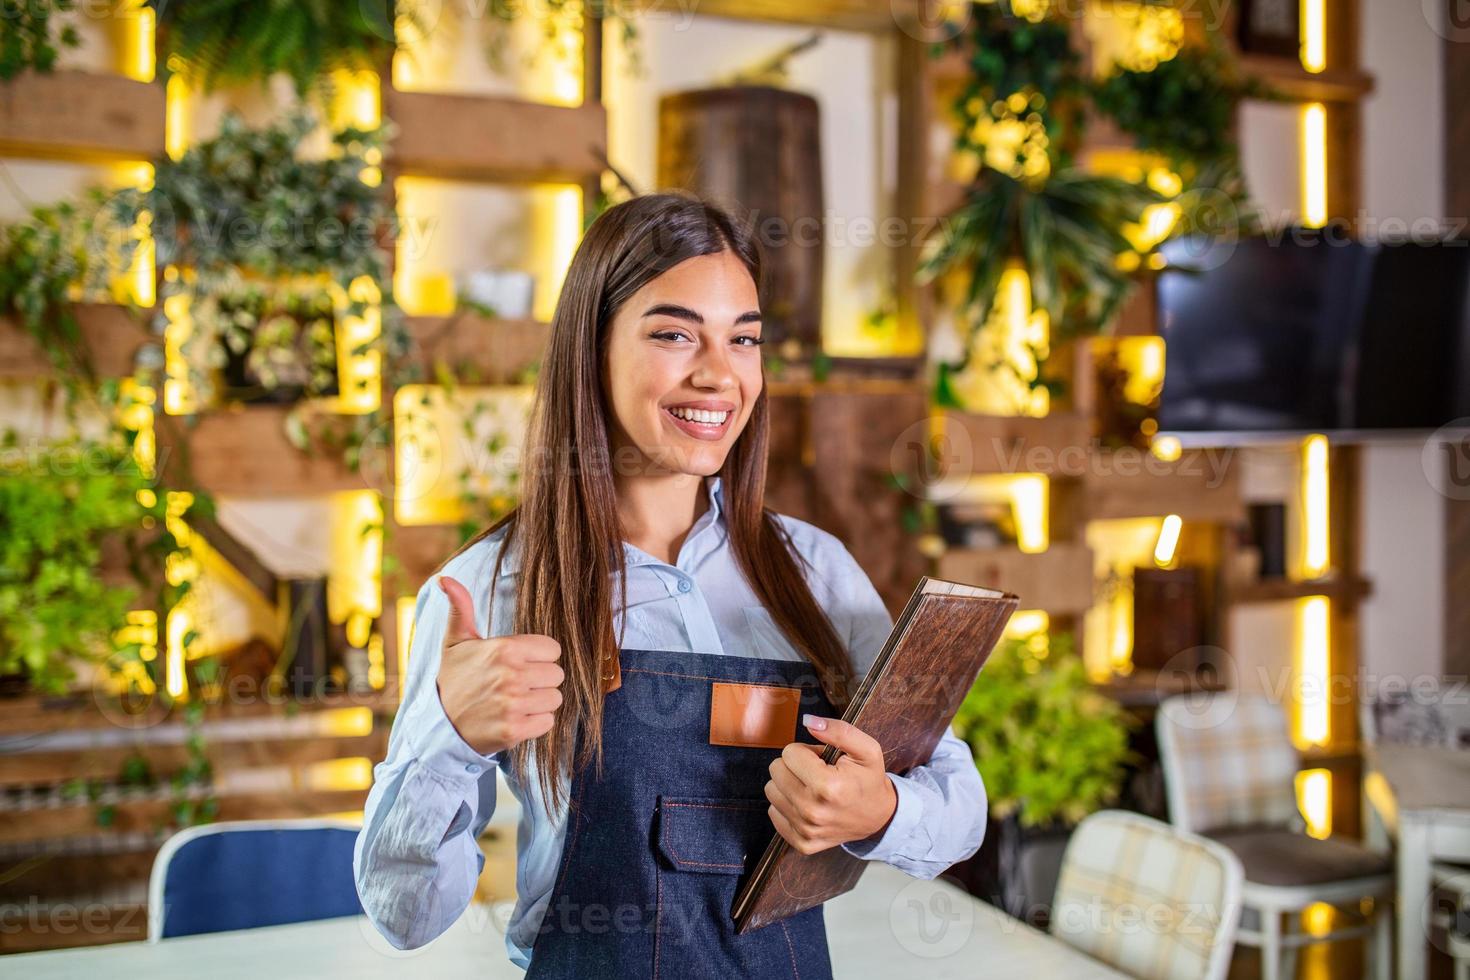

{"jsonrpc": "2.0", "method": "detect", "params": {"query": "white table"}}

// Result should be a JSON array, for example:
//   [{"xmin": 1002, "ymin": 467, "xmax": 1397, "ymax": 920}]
[
  {"xmin": 4, "ymin": 862, "xmax": 1126, "ymax": 979},
  {"xmin": 1364, "ymin": 743, "xmax": 1470, "ymax": 980}
]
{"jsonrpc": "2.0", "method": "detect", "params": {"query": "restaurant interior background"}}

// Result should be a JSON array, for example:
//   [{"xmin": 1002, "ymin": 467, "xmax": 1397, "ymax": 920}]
[{"xmin": 1, "ymin": 0, "xmax": 1468, "ymax": 977}]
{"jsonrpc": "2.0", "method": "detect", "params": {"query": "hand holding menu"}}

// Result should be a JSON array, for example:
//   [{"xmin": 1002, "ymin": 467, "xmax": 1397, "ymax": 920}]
[{"xmin": 732, "ymin": 576, "xmax": 1019, "ymax": 934}]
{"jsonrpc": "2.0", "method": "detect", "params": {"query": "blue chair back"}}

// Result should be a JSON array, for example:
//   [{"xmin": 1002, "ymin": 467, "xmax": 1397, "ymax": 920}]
[{"xmin": 149, "ymin": 819, "xmax": 363, "ymax": 940}]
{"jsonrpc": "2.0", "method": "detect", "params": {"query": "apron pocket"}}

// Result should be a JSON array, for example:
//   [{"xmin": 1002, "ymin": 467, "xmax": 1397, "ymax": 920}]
[{"xmin": 655, "ymin": 795, "xmax": 770, "ymax": 876}]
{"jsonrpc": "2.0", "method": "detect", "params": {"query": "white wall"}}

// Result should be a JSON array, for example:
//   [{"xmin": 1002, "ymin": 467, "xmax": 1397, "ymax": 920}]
[{"xmin": 1357, "ymin": 0, "xmax": 1448, "ymax": 684}]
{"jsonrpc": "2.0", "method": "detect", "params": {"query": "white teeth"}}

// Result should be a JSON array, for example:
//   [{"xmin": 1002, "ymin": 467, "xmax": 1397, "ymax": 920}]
[{"xmin": 669, "ymin": 407, "xmax": 729, "ymax": 425}]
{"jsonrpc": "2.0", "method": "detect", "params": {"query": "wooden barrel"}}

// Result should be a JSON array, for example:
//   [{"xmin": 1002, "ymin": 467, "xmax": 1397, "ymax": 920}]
[{"xmin": 657, "ymin": 86, "xmax": 824, "ymax": 356}]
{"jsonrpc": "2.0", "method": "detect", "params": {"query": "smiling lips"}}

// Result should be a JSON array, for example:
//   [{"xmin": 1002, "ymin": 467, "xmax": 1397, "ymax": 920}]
[{"xmin": 663, "ymin": 402, "xmax": 735, "ymax": 441}]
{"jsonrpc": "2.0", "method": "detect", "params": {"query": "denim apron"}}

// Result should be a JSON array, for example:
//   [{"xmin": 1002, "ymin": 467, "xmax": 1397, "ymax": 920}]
[{"xmin": 523, "ymin": 647, "xmax": 839, "ymax": 979}]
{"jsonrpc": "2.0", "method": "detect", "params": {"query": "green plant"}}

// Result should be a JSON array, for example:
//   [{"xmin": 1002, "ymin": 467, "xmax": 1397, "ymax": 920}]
[
  {"xmin": 1092, "ymin": 39, "xmax": 1266, "ymax": 170},
  {"xmin": 0, "ymin": 190, "xmax": 143, "ymax": 386},
  {"xmin": 925, "ymin": 1, "xmax": 1260, "ymax": 409},
  {"xmin": 0, "ymin": 432, "xmax": 165, "ymax": 692},
  {"xmin": 479, "ymin": 0, "xmax": 643, "ymax": 78},
  {"xmin": 109, "ymin": 110, "xmax": 406, "ymax": 409},
  {"xmin": 952, "ymin": 632, "xmax": 1132, "ymax": 828},
  {"xmin": 940, "ymin": 1, "xmax": 1085, "ymax": 186},
  {"xmin": 149, "ymin": 0, "xmax": 397, "ymax": 97},
  {"xmin": 0, "ymin": 0, "xmax": 80, "ymax": 80},
  {"xmin": 919, "ymin": 167, "xmax": 1161, "ymax": 411}
]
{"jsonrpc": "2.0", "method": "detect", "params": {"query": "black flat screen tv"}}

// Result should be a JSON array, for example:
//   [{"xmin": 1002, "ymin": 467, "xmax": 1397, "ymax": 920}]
[{"xmin": 1156, "ymin": 229, "xmax": 1470, "ymax": 439}]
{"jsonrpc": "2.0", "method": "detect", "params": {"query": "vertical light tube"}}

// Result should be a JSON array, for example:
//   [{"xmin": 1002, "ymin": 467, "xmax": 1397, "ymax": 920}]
[
  {"xmin": 1301, "ymin": 104, "xmax": 1328, "ymax": 229},
  {"xmin": 1300, "ymin": 0, "xmax": 1326, "ymax": 73},
  {"xmin": 1296, "ymin": 767, "xmax": 1332, "ymax": 839},
  {"xmin": 1301, "ymin": 433, "xmax": 1330, "ymax": 577},
  {"xmin": 1296, "ymin": 595, "xmax": 1331, "ymax": 747}
]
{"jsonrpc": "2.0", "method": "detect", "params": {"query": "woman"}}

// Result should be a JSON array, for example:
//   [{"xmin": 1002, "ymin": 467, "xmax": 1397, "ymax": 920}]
[{"xmin": 353, "ymin": 192, "xmax": 988, "ymax": 977}]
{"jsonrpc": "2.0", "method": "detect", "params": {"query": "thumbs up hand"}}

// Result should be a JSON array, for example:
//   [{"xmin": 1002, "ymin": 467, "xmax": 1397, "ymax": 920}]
[{"xmin": 434, "ymin": 576, "xmax": 564, "ymax": 757}]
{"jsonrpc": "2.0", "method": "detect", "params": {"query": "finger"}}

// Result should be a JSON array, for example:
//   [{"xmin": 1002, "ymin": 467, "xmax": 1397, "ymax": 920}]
[
  {"xmin": 519, "ymin": 661, "xmax": 565, "ymax": 690},
  {"xmin": 515, "ymin": 686, "xmax": 563, "ymax": 716},
  {"xmin": 438, "ymin": 576, "xmax": 483, "ymax": 646},
  {"xmin": 514, "ymin": 634, "xmax": 562, "ymax": 663},
  {"xmin": 763, "ymin": 775, "xmax": 799, "ymax": 822},
  {"xmin": 802, "ymin": 715, "xmax": 884, "ymax": 768},
  {"xmin": 767, "ymin": 804, "xmax": 807, "ymax": 851},
  {"xmin": 512, "ymin": 712, "xmax": 555, "ymax": 742},
  {"xmin": 767, "ymin": 758, "xmax": 809, "ymax": 807},
  {"xmin": 779, "ymin": 740, "xmax": 831, "ymax": 789}
]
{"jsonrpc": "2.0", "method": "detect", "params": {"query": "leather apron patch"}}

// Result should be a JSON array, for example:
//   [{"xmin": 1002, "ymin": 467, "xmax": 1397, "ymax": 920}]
[{"xmin": 708, "ymin": 682, "xmax": 800, "ymax": 749}]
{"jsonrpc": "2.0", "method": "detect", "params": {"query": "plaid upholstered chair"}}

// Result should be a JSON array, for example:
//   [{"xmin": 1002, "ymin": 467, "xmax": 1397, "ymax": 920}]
[
  {"xmin": 1157, "ymin": 694, "xmax": 1393, "ymax": 980},
  {"xmin": 1051, "ymin": 810, "xmax": 1244, "ymax": 980}
]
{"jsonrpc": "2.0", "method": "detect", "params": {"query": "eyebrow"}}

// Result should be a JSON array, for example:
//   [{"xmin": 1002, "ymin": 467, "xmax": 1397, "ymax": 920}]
[{"xmin": 641, "ymin": 303, "xmax": 762, "ymax": 326}]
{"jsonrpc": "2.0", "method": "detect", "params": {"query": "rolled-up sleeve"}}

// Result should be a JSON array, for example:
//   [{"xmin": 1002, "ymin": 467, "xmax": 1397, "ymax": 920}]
[
  {"xmin": 819, "ymin": 540, "xmax": 988, "ymax": 878},
  {"xmin": 353, "ymin": 569, "xmax": 504, "ymax": 949}
]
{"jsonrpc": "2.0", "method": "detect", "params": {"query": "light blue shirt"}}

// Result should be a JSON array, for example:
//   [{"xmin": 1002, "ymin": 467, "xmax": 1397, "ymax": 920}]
[{"xmin": 353, "ymin": 476, "xmax": 988, "ymax": 968}]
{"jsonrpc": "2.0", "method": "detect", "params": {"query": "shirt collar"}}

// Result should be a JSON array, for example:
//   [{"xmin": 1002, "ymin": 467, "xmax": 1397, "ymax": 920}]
[{"xmin": 496, "ymin": 475, "xmax": 725, "ymax": 577}]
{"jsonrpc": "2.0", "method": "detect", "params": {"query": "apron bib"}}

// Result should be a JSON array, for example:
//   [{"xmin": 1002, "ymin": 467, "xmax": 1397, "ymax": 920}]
[{"xmin": 523, "ymin": 647, "xmax": 838, "ymax": 979}]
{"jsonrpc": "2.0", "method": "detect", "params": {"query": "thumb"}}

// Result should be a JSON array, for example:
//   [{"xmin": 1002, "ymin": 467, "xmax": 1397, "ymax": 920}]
[
  {"xmin": 437, "ymin": 576, "xmax": 483, "ymax": 647},
  {"xmin": 802, "ymin": 715, "xmax": 884, "ymax": 768}
]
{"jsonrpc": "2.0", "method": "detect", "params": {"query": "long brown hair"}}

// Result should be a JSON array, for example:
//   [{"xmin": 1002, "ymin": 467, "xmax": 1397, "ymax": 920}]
[{"xmin": 446, "ymin": 191, "xmax": 854, "ymax": 815}]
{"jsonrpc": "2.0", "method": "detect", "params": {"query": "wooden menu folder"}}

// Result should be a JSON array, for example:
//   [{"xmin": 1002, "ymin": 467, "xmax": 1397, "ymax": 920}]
[{"xmin": 732, "ymin": 576, "xmax": 1019, "ymax": 933}]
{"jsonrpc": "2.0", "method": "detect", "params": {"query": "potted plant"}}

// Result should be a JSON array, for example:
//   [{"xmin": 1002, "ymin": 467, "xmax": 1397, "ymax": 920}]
[
  {"xmin": 107, "ymin": 110, "xmax": 403, "ymax": 412},
  {"xmin": 0, "ymin": 432, "xmax": 169, "ymax": 695},
  {"xmin": 948, "ymin": 632, "xmax": 1133, "ymax": 922}
]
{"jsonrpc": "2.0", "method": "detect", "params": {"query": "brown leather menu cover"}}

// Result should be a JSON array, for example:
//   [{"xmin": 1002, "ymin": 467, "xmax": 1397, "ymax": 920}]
[{"xmin": 731, "ymin": 576, "xmax": 1019, "ymax": 934}]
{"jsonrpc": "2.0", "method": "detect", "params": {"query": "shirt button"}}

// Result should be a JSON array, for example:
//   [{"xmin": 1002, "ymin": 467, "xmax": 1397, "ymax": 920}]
[
  {"xmin": 677, "ymin": 578, "xmax": 692, "ymax": 593},
  {"xmin": 465, "ymin": 763, "xmax": 481, "ymax": 775}
]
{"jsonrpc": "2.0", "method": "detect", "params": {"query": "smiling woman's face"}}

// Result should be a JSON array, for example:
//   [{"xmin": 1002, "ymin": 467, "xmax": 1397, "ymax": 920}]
[{"xmin": 602, "ymin": 250, "xmax": 764, "ymax": 479}]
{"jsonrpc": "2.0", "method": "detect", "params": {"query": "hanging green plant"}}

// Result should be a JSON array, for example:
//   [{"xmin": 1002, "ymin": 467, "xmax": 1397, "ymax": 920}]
[
  {"xmin": 148, "ymin": 0, "xmax": 398, "ymax": 97},
  {"xmin": 108, "ymin": 110, "xmax": 406, "ymax": 410},
  {"xmin": 0, "ymin": 0, "xmax": 80, "ymax": 80},
  {"xmin": 924, "ymin": 0, "xmax": 1262, "ymax": 411},
  {"xmin": 478, "ymin": 0, "xmax": 643, "ymax": 78},
  {"xmin": 0, "ymin": 190, "xmax": 143, "ymax": 387},
  {"xmin": 919, "ymin": 166, "xmax": 1161, "ymax": 344},
  {"xmin": 1092, "ymin": 38, "xmax": 1268, "ymax": 170},
  {"xmin": 940, "ymin": 1, "xmax": 1085, "ymax": 187}
]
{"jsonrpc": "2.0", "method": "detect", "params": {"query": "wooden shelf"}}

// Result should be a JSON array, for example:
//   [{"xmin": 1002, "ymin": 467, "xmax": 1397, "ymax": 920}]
[
  {"xmin": 1225, "ymin": 574, "xmax": 1372, "ymax": 606},
  {"xmin": 0, "ymin": 689, "xmax": 394, "ymax": 737},
  {"xmin": 0, "ymin": 70, "xmax": 165, "ymax": 161},
  {"xmin": 384, "ymin": 89, "xmax": 605, "ymax": 184},
  {"xmin": 1083, "ymin": 449, "xmax": 1244, "ymax": 523},
  {"xmin": 154, "ymin": 403, "xmax": 371, "ymax": 498},
  {"xmin": 936, "ymin": 543, "xmax": 1094, "ymax": 615},
  {"xmin": 1092, "ymin": 667, "xmax": 1227, "ymax": 709},
  {"xmin": 938, "ymin": 410, "xmax": 1093, "ymax": 475},
  {"xmin": 1239, "ymin": 54, "xmax": 1375, "ymax": 103},
  {"xmin": 0, "ymin": 789, "xmax": 368, "ymax": 846},
  {"xmin": 402, "ymin": 314, "xmax": 549, "ymax": 385},
  {"xmin": 0, "ymin": 730, "xmax": 388, "ymax": 789},
  {"xmin": 0, "ymin": 303, "xmax": 151, "ymax": 380}
]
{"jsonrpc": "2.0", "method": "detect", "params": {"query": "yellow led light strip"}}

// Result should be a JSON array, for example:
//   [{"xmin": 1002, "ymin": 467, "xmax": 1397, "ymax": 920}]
[
  {"xmin": 1301, "ymin": 103, "xmax": 1328, "ymax": 229},
  {"xmin": 1300, "ymin": 0, "xmax": 1326, "ymax": 74},
  {"xmin": 1301, "ymin": 433, "xmax": 1330, "ymax": 577},
  {"xmin": 1296, "ymin": 767, "xmax": 1332, "ymax": 838}
]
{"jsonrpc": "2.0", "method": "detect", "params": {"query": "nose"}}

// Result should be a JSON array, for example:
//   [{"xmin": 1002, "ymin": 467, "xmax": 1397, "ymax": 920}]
[{"xmin": 690, "ymin": 339, "xmax": 737, "ymax": 392}]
